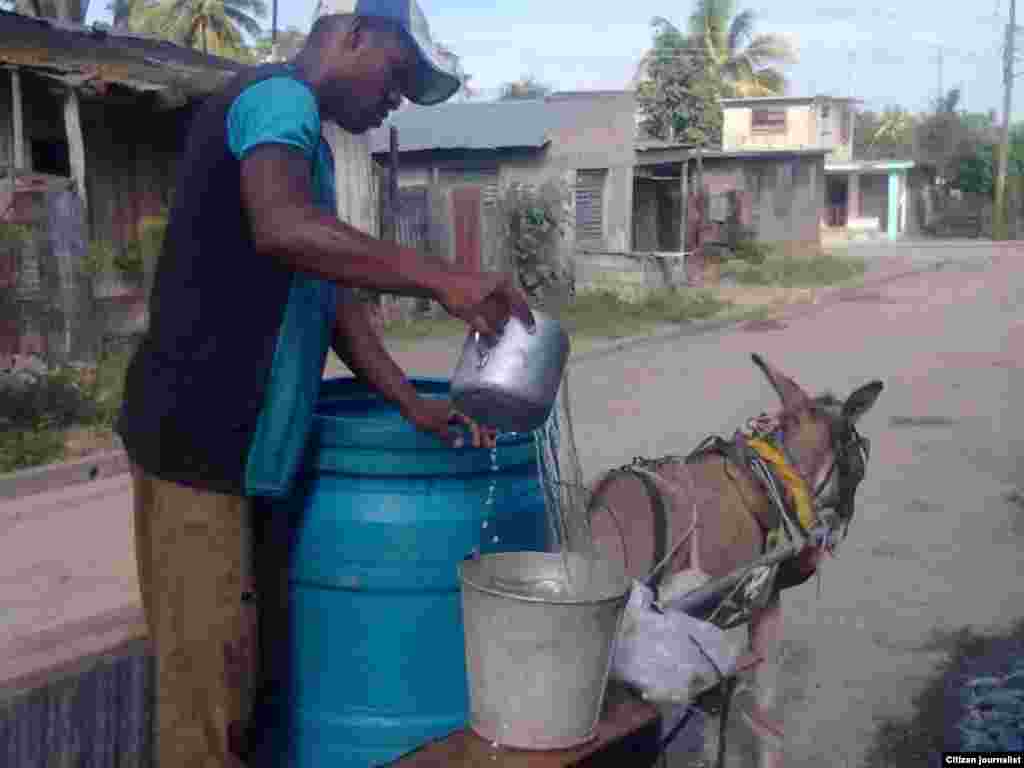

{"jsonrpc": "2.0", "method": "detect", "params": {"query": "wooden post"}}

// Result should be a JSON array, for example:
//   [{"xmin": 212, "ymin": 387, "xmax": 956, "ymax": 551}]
[
  {"xmin": 695, "ymin": 144, "xmax": 703, "ymax": 194},
  {"xmin": 694, "ymin": 144, "xmax": 705, "ymax": 250},
  {"xmin": 679, "ymin": 150, "xmax": 689, "ymax": 253},
  {"xmin": 11, "ymin": 69, "xmax": 24, "ymax": 171},
  {"xmin": 388, "ymin": 125, "xmax": 399, "ymax": 243},
  {"xmin": 64, "ymin": 88, "xmax": 87, "ymax": 211}
]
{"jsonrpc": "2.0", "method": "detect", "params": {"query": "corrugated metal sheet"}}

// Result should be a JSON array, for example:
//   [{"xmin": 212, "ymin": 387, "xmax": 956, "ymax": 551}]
[
  {"xmin": 369, "ymin": 100, "xmax": 553, "ymax": 154},
  {"xmin": 1, "ymin": 641, "xmax": 154, "ymax": 768},
  {"xmin": 0, "ymin": 10, "xmax": 241, "ymax": 101}
]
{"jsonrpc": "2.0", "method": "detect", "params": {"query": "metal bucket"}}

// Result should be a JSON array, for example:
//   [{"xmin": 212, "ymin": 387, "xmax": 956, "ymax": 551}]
[{"xmin": 457, "ymin": 551, "xmax": 631, "ymax": 750}]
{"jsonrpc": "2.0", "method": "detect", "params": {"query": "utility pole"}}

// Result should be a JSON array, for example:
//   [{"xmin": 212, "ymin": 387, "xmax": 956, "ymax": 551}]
[
  {"xmin": 995, "ymin": 0, "xmax": 1016, "ymax": 240},
  {"xmin": 271, "ymin": 0, "xmax": 280, "ymax": 62}
]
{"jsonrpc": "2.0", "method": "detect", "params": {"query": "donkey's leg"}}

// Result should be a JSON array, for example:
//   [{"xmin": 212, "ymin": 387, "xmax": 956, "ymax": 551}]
[{"xmin": 745, "ymin": 595, "xmax": 786, "ymax": 768}]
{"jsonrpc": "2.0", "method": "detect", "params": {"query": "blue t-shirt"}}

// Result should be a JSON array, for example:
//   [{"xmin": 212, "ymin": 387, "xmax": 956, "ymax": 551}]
[
  {"xmin": 227, "ymin": 77, "xmax": 337, "ymax": 212},
  {"xmin": 226, "ymin": 75, "xmax": 353, "ymax": 497}
]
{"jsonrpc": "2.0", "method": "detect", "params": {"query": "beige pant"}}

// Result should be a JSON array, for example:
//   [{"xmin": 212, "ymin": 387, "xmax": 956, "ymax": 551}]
[{"xmin": 132, "ymin": 464, "xmax": 285, "ymax": 768}]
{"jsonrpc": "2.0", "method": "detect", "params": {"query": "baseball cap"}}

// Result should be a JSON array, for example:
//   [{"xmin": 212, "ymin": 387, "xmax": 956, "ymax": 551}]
[{"xmin": 315, "ymin": 0, "xmax": 462, "ymax": 106}]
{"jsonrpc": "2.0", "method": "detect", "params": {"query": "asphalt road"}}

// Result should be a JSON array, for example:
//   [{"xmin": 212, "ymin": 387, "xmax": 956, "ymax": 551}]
[
  {"xmin": 3, "ymin": 241, "xmax": 1023, "ymax": 766},
  {"xmin": 559, "ymin": 242, "xmax": 1024, "ymax": 765}
]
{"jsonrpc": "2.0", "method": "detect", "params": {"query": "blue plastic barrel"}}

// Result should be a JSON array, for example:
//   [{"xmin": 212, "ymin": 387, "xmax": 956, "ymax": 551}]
[{"xmin": 263, "ymin": 377, "xmax": 550, "ymax": 768}]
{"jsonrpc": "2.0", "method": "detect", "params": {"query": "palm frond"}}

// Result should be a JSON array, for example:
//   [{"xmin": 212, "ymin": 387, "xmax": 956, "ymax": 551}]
[
  {"xmin": 226, "ymin": 0, "xmax": 266, "ymax": 20},
  {"xmin": 209, "ymin": 11, "xmax": 245, "ymax": 47},
  {"xmin": 222, "ymin": 6, "xmax": 261, "ymax": 38},
  {"xmin": 751, "ymin": 67, "xmax": 786, "ymax": 95},
  {"xmin": 727, "ymin": 9, "xmax": 755, "ymax": 56},
  {"xmin": 742, "ymin": 33, "xmax": 797, "ymax": 66}
]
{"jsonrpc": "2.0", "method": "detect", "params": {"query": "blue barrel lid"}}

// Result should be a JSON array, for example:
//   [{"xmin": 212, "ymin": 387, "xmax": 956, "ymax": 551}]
[{"xmin": 308, "ymin": 377, "xmax": 538, "ymax": 477}]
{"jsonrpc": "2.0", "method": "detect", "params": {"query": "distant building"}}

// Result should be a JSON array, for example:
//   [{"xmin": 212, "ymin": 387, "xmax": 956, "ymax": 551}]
[{"xmin": 721, "ymin": 95, "xmax": 918, "ymax": 241}]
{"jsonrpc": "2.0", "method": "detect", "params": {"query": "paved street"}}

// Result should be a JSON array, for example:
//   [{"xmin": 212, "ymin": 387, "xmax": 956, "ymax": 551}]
[{"xmin": 3, "ymin": 242, "xmax": 1024, "ymax": 766}]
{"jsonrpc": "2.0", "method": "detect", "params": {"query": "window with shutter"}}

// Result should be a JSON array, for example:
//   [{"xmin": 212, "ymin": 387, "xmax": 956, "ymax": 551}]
[
  {"xmin": 751, "ymin": 109, "xmax": 787, "ymax": 133},
  {"xmin": 575, "ymin": 169, "xmax": 606, "ymax": 244}
]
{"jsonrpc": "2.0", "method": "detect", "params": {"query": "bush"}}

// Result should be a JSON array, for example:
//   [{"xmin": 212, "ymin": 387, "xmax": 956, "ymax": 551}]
[
  {"xmin": 733, "ymin": 239, "xmax": 772, "ymax": 265},
  {"xmin": 0, "ymin": 428, "xmax": 65, "ymax": 473},
  {"xmin": 562, "ymin": 288, "xmax": 728, "ymax": 337},
  {"xmin": 0, "ymin": 368, "xmax": 99, "ymax": 431}
]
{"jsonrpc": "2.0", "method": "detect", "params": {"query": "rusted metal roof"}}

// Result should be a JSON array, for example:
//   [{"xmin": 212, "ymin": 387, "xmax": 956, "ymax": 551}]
[
  {"xmin": 0, "ymin": 10, "xmax": 243, "ymax": 105},
  {"xmin": 370, "ymin": 99, "xmax": 553, "ymax": 154}
]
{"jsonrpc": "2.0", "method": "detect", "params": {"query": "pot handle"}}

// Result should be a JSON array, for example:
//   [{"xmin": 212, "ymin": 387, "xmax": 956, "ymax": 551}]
[{"xmin": 474, "ymin": 315, "xmax": 538, "ymax": 370}]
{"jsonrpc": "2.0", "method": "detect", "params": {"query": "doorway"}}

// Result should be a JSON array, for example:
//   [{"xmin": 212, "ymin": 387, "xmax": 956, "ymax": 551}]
[{"xmin": 826, "ymin": 175, "xmax": 848, "ymax": 228}]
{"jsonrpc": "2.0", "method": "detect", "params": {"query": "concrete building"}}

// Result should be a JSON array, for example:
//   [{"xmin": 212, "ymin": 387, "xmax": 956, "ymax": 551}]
[
  {"xmin": 371, "ymin": 91, "xmax": 829, "ymax": 297},
  {"xmin": 369, "ymin": 91, "xmax": 636, "ymax": 277},
  {"xmin": 720, "ymin": 95, "xmax": 916, "ymax": 241}
]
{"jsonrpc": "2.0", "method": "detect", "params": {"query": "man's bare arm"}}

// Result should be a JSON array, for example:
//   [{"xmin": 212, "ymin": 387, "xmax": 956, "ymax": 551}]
[
  {"xmin": 240, "ymin": 144, "xmax": 533, "ymax": 336},
  {"xmin": 240, "ymin": 144, "xmax": 444, "ymax": 299},
  {"xmin": 331, "ymin": 296, "xmax": 494, "ymax": 448},
  {"xmin": 330, "ymin": 296, "xmax": 420, "ymax": 415}
]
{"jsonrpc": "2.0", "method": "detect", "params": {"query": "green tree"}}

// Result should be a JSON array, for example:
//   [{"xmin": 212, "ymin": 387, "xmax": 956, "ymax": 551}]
[
  {"xmin": 636, "ymin": 17, "xmax": 724, "ymax": 145},
  {"xmin": 855, "ymin": 106, "xmax": 916, "ymax": 161},
  {"xmin": 500, "ymin": 75, "xmax": 552, "ymax": 101},
  {"xmin": 136, "ymin": 0, "xmax": 266, "ymax": 58},
  {"xmin": 949, "ymin": 123, "xmax": 1024, "ymax": 196},
  {"xmin": 684, "ymin": 0, "xmax": 795, "ymax": 97}
]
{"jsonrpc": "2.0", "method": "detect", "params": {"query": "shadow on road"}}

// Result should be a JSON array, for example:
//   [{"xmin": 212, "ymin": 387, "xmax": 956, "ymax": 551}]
[{"xmin": 862, "ymin": 618, "xmax": 1024, "ymax": 766}]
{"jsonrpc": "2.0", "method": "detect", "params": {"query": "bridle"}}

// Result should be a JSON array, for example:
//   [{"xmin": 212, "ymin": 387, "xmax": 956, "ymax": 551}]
[{"xmin": 784, "ymin": 413, "xmax": 871, "ymax": 544}]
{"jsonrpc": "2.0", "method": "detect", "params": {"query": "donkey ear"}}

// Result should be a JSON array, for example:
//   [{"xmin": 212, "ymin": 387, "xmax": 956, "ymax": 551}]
[
  {"xmin": 751, "ymin": 353, "xmax": 810, "ymax": 411},
  {"xmin": 843, "ymin": 380, "xmax": 884, "ymax": 424}
]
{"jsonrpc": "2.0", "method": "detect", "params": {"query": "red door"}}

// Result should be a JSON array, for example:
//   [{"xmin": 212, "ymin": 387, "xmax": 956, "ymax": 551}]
[{"xmin": 452, "ymin": 186, "xmax": 482, "ymax": 271}]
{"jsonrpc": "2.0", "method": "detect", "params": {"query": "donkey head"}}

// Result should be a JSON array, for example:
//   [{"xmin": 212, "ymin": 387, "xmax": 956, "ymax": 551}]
[{"xmin": 751, "ymin": 354, "xmax": 884, "ymax": 531}]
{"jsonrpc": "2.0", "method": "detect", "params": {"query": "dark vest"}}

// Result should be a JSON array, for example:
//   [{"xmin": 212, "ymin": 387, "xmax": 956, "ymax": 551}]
[{"xmin": 117, "ymin": 64, "xmax": 321, "ymax": 496}]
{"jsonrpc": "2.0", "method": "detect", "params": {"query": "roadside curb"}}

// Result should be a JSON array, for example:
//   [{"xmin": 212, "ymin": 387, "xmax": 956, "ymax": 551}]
[
  {"xmin": 0, "ymin": 449, "xmax": 130, "ymax": 501},
  {"xmin": 0, "ymin": 257, "xmax": 949, "ymax": 501}
]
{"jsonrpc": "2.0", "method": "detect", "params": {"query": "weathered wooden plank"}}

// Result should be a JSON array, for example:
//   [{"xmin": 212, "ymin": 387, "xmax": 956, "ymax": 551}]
[
  {"xmin": 11, "ymin": 69, "xmax": 24, "ymax": 171},
  {"xmin": 63, "ymin": 88, "xmax": 87, "ymax": 211}
]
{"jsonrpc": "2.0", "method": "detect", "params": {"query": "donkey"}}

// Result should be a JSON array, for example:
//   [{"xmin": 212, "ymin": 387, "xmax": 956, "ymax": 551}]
[{"xmin": 587, "ymin": 354, "xmax": 883, "ymax": 767}]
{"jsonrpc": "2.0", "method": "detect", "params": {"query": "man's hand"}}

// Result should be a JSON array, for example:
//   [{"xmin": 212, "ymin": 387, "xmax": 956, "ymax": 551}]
[
  {"xmin": 401, "ymin": 397, "xmax": 497, "ymax": 450},
  {"xmin": 436, "ymin": 271, "xmax": 533, "ymax": 339}
]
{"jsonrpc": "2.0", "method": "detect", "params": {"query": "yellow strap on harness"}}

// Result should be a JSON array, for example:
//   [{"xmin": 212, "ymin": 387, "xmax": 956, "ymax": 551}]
[{"xmin": 747, "ymin": 437, "xmax": 817, "ymax": 533}]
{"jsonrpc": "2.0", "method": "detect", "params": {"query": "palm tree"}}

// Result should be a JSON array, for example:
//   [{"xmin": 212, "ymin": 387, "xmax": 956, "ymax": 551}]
[
  {"xmin": 681, "ymin": 0, "xmax": 795, "ymax": 97},
  {"xmin": 137, "ymin": 0, "xmax": 267, "ymax": 57}
]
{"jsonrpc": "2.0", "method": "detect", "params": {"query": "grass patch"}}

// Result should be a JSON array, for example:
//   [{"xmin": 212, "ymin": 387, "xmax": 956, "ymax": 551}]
[
  {"xmin": 0, "ymin": 428, "xmax": 67, "ymax": 473},
  {"xmin": 376, "ymin": 288, "xmax": 731, "ymax": 342},
  {"xmin": 561, "ymin": 289, "xmax": 728, "ymax": 338},
  {"xmin": 721, "ymin": 251, "xmax": 867, "ymax": 287}
]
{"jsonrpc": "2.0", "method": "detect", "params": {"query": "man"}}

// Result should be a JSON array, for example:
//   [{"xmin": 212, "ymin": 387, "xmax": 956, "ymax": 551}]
[{"xmin": 116, "ymin": 2, "xmax": 531, "ymax": 766}]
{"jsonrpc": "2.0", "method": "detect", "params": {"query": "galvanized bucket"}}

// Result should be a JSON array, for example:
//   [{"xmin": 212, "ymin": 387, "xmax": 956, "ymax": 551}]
[{"xmin": 457, "ymin": 551, "xmax": 631, "ymax": 750}]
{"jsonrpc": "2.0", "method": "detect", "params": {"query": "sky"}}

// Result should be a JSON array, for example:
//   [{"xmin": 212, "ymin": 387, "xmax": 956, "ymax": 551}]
[{"xmin": 83, "ymin": 0, "xmax": 1021, "ymax": 120}]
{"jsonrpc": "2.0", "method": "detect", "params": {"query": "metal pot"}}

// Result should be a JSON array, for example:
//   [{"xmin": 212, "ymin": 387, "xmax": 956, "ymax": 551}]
[{"xmin": 450, "ymin": 310, "xmax": 570, "ymax": 434}]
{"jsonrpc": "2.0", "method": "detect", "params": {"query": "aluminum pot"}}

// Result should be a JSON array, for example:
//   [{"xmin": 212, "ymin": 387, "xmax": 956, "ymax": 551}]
[{"xmin": 450, "ymin": 310, "xmax": 570, "ymax": 434}]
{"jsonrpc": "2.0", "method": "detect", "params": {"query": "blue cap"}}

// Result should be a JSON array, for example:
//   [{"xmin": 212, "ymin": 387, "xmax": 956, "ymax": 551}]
[{"xmin": 317, "ymin": 0, "xmax": 461, "ymax": 106}]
